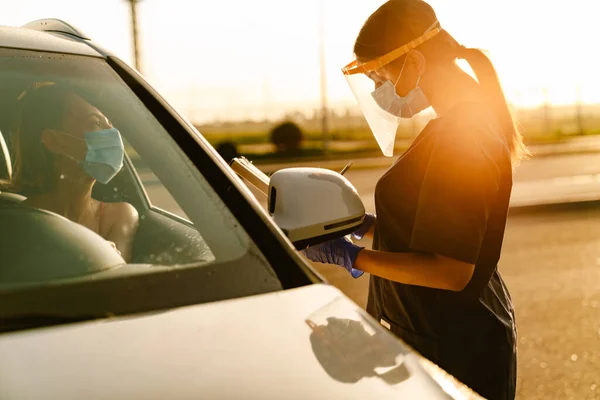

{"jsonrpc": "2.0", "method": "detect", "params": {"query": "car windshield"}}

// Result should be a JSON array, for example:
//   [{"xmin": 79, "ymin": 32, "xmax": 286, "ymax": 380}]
[{"xmin": 0, "ymin": 48, "xmax": 285, "ymax": 331}]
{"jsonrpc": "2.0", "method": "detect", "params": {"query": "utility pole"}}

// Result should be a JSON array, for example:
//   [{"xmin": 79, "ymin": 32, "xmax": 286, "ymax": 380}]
[
  {"xmin": 318, "ymin": 1, "xmax": 330, "ymax": 155},
  {"xmin": 126, "ymin": 0, "xmax": 142, "ymax": 72},
  {"xmin": 575, "ymin": 85, "xmax": 584, "ymax": 135},
  {"xmin": 542, "ymin": 87, "xmax": 551, "ymax": 136},
  {"xmin": 263, "ymin": 78, "xmax": 271, "ymax": 122}
]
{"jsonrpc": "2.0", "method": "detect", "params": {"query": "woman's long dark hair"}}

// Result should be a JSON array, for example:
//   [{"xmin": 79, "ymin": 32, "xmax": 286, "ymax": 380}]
[
  {"xmin": 354, "ymin": 0, "xmax": 529, "ymax": 165},
  {"xmin": 8, "ymin": 84, "xmax": 73, "ymax": 195}
]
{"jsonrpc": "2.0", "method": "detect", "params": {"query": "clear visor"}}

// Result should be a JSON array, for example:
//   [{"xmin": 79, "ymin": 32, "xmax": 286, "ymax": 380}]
[
  {"xmin": 342, "ymin": 21, "xmax": 441, "ymax": 157},
  {"xmin": 345, "ymin": 72, "xmax": 399, "ymax": 157}
]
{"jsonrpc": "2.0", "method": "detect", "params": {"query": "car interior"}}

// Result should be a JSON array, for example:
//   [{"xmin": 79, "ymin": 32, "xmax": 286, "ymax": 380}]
[{"xmin": 0, "ymin": 57, "xmax": 215, "ymax": 287}]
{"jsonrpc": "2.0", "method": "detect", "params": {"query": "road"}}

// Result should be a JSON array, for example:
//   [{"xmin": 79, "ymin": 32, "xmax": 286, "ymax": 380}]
[
  {"xmin": 340, "ymin": 152, "xmax": 600, "ymax": 213},
  {"xmin": 144, "ymin": 151, "xmax": 600, "ymax": 399}
]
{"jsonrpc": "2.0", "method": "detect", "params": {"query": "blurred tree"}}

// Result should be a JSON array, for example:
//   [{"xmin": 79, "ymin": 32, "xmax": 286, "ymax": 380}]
[
  {"xmin": 215, "ymin": 141, "xmax": 239, "ymax": 164},
  {"xmin": 269, "ymin": 121, "xmax": 304, "ymax": 155}
]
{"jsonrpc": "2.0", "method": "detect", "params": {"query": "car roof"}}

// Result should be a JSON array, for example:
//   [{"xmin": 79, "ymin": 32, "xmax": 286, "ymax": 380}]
[{"xmin": 0, "ymin": 19, "xmax": 104, "ymax": 57}]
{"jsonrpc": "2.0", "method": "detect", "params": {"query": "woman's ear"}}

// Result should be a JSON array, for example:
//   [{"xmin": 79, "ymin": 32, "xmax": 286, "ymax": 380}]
[
  {"xmin": 40, "ymin": 129, "xmax": 64, "ymax": 155},
  {"xmin": 407, "ymin": 50, "xmax": 427, "ymax": 76}
]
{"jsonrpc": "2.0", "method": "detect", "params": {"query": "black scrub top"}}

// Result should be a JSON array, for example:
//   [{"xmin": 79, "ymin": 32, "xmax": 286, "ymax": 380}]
[{"xmin": 366, "ymin": 102, "xmax": 517, "ymax": 398}]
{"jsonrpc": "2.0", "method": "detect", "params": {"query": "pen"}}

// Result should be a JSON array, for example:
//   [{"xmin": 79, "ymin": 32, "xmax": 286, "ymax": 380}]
[{"xmin": 340, "ymin": 161, "xmax": 353, "ymax": 176}]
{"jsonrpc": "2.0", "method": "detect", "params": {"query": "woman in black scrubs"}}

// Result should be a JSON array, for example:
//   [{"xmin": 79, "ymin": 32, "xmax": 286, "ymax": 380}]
[{"xmin": 302, "ymin": 1, "xmax": 529, "ymax": 399}]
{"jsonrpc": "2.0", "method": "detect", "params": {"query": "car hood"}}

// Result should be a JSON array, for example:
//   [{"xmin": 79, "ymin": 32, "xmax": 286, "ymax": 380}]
[{"xmin": 0, "ymin": 284, "xmax": 479, "ymax": 399}]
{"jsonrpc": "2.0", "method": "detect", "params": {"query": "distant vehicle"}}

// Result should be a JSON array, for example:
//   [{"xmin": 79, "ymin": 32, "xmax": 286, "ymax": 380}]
[{"xmin": 0, "ymin": 19, "xmax": 481, "ymax": 399}]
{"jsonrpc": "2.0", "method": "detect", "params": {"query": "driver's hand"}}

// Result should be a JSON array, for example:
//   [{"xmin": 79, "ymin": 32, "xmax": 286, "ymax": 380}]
[{"xmin": 107, "ymin": 240, "xmax": 122, "ymax": 256}]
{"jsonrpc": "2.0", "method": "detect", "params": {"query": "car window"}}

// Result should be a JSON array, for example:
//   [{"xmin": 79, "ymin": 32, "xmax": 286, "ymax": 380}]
[
  {"xmin": 0, "ymin": 48, "xmax": 282, "ymax": 316},
  {"xmin": 124, "ymin": 141, "xmax": 189, "ymax": 220}
]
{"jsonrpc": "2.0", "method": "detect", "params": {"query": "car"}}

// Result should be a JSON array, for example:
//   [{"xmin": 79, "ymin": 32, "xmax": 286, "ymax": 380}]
[{"xmin": 0, "ymin": 19, "xmax": 482, "ymax": 399}]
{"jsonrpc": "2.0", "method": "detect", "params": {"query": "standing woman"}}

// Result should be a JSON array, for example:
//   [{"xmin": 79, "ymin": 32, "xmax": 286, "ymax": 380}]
[{"xmin": 303, "ymin": 1, "xmax": 528, "ymax": 399}]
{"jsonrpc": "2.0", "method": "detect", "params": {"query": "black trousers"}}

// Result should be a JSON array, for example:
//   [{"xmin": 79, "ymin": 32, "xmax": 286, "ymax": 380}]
[{"xmin": 388, "ymin": 321, "xmax": 517, "ymax": 400}]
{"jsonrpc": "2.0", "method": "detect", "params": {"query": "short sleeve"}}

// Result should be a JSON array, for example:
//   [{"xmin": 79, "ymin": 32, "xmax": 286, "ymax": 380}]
[{"xmin": 409, "ymin": 125, "xmax": 502, "ymax": 264}]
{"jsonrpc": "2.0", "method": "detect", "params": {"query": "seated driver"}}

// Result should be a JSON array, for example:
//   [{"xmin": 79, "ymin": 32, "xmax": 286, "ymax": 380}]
[{"xmin": 9, "ymin": 83, "xmax": 138, "ymax": 262}]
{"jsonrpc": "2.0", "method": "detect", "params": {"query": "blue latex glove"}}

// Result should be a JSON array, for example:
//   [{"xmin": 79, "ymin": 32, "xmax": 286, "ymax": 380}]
[
  {"xmin": 302, "ymin": 236, "xmax": 365, "ymax": 278},
  {"xmin": 352, "ymin": 213, "xmax": 376, "ymax": 241}
]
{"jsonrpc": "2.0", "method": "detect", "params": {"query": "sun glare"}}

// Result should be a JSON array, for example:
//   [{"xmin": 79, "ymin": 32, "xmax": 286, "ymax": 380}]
[{"xmin": 1, "ymin": 0, "xmax": 598, "ymax": 120}]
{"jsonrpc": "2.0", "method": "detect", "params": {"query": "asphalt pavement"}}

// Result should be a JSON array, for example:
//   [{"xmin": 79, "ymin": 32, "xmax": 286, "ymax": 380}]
[{"xmin": 341, "ymin": 152, "xmax": 600, "ymax": 213}]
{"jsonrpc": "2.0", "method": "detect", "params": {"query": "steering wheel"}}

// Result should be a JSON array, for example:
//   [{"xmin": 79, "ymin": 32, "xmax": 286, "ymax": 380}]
[{"xmin": 0, "ymin": 205, "xmax": 125, "ymax": 288}]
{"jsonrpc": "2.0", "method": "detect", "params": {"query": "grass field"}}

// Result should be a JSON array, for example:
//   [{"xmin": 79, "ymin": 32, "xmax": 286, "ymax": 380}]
[{"xmin": 199, "ymin": 126, "xmax": 600, "ymax": 163}]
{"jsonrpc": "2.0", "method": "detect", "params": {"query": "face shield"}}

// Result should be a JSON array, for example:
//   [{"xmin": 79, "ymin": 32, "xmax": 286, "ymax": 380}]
[{"xmin": 342, "ymin": 21, "xmax": 441, "ymax": 157}]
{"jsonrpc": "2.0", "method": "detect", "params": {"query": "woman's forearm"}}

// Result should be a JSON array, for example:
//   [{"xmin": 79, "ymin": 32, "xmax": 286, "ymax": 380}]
[
  {"xmin": 362, "ymin": 220, "xmax": 376, "ymax": 240},
  {"xmin": 354, "ymin": 249, "xmax": 475, "ymax": 291}
]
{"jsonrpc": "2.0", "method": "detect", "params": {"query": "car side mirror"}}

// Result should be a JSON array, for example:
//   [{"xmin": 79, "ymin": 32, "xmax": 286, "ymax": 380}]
[{"xmin": 268, "ymin": 168, "xmax": 365, "ymax": 250}]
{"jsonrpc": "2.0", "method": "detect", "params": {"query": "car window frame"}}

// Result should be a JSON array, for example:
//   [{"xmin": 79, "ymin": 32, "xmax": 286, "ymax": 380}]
[
  {"xmin": 0, "ymin": 45, "xmax": 322, "ymax": 332},
  {"xmin": 105, "ymin": 55, "xmax": 320, "ymax": 289},
  {"xmin": 0, "ymin": 47, "xmax": 285, "ymax": 330}
]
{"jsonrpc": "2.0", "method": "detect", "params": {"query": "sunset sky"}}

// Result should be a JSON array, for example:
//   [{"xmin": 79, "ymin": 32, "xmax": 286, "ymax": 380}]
[{"xmin": 2, "ymin": 0, "xmax": 599, "ymax": 122}]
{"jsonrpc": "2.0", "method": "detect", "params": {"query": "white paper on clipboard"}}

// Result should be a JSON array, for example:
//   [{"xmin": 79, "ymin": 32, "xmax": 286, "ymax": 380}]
[{"xmin": 230, "ymin": 157, "xmax": 270, "ymax": 195}]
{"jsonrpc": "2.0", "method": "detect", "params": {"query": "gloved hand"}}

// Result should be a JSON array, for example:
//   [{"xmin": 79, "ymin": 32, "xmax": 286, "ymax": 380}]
[
  {"xmin": 352, "ymin": 213, "xmax": 376, "ymax": 241},
  {"xmin": 302, "ymin": 236, "xmax": 365, "ymax": 278}
]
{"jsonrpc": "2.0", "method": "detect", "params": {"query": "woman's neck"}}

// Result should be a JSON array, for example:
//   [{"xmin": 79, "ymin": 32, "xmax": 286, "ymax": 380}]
[
  {"xmin": 421, "ymin": 64, "xmax": 483, "ymax": 117},
  {"xmin": 42, "ymin": 178, "xmax": 95, "ymax": 222}
]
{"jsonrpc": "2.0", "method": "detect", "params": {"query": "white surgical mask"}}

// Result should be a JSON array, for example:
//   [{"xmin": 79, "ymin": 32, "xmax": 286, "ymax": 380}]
[
  {"xmin": 56, "ymin": 128, "xmax": 125, "ymax": 184},
  {"xmin": 370, "ymin": 58, "xmax": 430, "ymax": 119}
]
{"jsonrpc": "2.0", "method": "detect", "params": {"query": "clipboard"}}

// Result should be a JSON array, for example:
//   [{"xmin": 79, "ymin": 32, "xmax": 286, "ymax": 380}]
[{"xmin": 229, "ymin": 157, "xmax": 270, "ymax": 195}]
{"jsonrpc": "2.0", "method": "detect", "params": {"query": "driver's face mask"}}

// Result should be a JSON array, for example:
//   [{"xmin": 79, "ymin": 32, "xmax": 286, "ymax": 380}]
[
  {"xmin": 55, "ymin": 128, "xmax": 125, "ymax": 184},
  {"xmin": 370, "ymin": 56, "xmax": 430, "ymax": 119}
]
